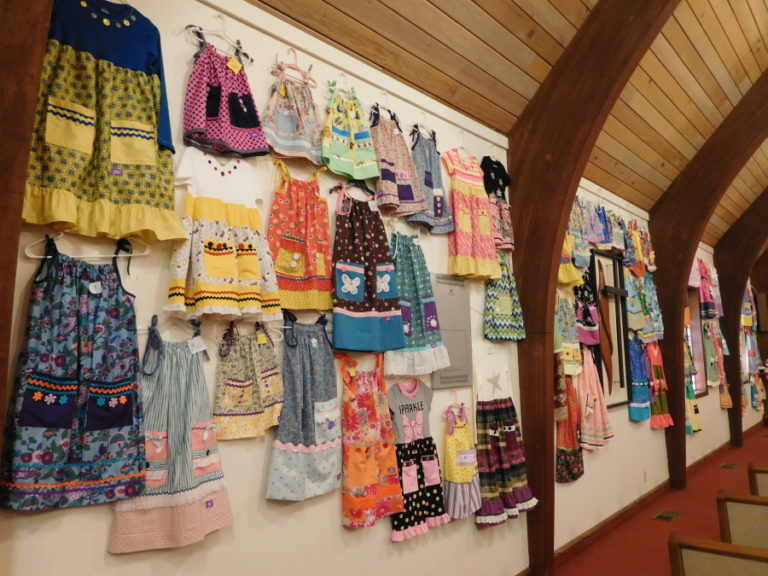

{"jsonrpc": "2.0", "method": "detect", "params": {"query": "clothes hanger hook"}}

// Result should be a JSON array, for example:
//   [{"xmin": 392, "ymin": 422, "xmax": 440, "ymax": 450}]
[{"xmin": 287, "ymin": 46, "xmax": 298, "ymax": 66}]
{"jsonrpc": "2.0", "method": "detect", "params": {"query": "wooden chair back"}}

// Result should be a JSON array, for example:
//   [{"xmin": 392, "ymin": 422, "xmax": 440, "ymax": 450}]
[
  {"xmin": 747, "ymin": 462, "xmax": 768, "ymax": 496},
  {"xmin": 668, "ymin": 532, "xmax": 768, "ymax": 576},
  {"xmin": 716, "ymin": 489, "xmax": 768, "ymax": 549}
]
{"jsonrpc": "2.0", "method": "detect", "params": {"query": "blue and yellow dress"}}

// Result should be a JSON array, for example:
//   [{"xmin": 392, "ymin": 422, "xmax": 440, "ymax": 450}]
[{"xmin": 23, "ymin": 0, "xmax": 185, "ymax": 242}]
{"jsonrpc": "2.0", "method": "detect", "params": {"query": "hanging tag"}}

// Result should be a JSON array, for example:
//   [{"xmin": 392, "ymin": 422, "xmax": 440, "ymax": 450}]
[
  {"xmin": 257, "ymin": 332, "xmax": 269, "ymax": 345},
  {"xmin": 349, "ymin": 366, "xmax": 357, "ymax": 377},
  {"xmin": 393, "ymin": 128, "xmax": 400, "ymax": 136},
  {"xmin": 412, "ymin": 236, "xmax": 421, "ymax": 246},
  {"xmin": 368, "ymin": 200, "xmax": 379, "ymax": 212},
  {"xmin": 278, "ymin": 83, "xmax": 287, "ymax": 97},
  {"xmin": 88, "ymin": 281, "xmax": 103, "ymax": 295},
  {"xmin": 188, "ymin": 336, "xmax": 207, "ymax": 355},
  {"xmin": 311, "ymin": 337, "xmax": 318, "ymax": 348},
  {"xmin": 227, "ymin": 57, "xmax": 243, "ymax": 75}
]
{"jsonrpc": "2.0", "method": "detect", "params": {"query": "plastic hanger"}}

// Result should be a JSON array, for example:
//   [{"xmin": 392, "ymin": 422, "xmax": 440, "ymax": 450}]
[
  {"xmin": 274, "ymin": 48, "xmax": 317, "ymax": 88},
  {"xmin": 185, "ymin": 15, "xmax": 253, "ymax": 64},
  {"xmin": 24, "ymin": 232, "xmax": 151, "ymax": 260}
]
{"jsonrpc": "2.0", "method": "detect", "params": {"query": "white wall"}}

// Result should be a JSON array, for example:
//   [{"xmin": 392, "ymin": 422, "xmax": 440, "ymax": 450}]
[{"xmin": 1, "ymin": 1, "xmax": 530, "ymax": 575}]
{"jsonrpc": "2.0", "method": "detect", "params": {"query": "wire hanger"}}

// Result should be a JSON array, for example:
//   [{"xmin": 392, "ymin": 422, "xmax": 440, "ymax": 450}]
[
  {"xmin": 185, "ymin": 15, "xmax": 253, "ymax": 64},
  {"xmin": 24, "ymin": 232, "xmax": 151, "ymax": 260}
]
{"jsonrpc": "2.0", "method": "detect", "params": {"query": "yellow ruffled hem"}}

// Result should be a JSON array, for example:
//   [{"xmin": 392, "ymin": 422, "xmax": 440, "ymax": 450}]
[
  {"xmin": 448, "ymin": 255, "xmax": 501, "ymax": 280},
  {"xmin": 558, "ymin": 263, "xmax": 584, "ymax": 287},
  {"xmin": 279, "ymin": 288, "xmax": 333, "ymax": 311},
  {"xmin": 24, "ymin": 183, "xmax": 186, "ymax": 243}
]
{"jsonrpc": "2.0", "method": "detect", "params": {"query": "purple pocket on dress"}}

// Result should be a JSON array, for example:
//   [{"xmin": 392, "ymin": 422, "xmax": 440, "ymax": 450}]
[
  {"xmin": 424, "ymin": 170, "xmax": 434, "ymax": 189},
  {"xmin": 84, "ymin": 377, "xmax": 135, "ymax": 431},
  {"xmin": 400, "ymin": 299, "xmax": 413, "ymax": 337},
  {"xmin": 423, "ymin": 298, "xmax": 440, "ymax": 332},
  {"xmin": 18, "ymin": 372, "xmax": 78, "ymax": 429}
]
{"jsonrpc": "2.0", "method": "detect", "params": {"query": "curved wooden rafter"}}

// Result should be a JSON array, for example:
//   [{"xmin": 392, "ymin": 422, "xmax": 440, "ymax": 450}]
[
  {"xmin": 506, "ymin": 1, "xmax": 680, "ymax": 573},
  {"xmin": 650, "ymin": 69, "xmax": 768, "ymax": 489},
  {"xmin": 714, "ymin": 187, "xmax": 768, "ymax": 447}
]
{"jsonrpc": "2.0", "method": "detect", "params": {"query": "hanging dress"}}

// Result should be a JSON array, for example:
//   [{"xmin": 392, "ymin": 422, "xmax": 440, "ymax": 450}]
[
  {"xmin": 442, "ymin": 403, "xmax": 482, "ymax": 519},
  {"xmin": 166, "ymin": 146, "xmax": 281, "ymax": 320},
  {"xmin": 22, "ymin": 0, "xmax": 185, "ymax": 242},
  {"xmin": 321, "ymin": 81, "xmax": 379, "ymax": 179},
  {"xmin": 558, "ymin": 233, "xmax": 583, "ymax": 287},
  {"xmin": 108, "ymin": 316, "xmax": 233, "ymax": 553},
  {"xmin": 266, "ymin": 159, "xmax": 333, "ymax": 310},
  {"xmin": 212, "ymin": 322, "xmax": 284, "ymax": 440},
  {"xmin": 577, "ymin": 349, "xmax": 613, "ymax": 450},
  {"xmin": 697, "ymin": 258, "xmax": 717, "ymax": 320},
  {"xmin": 261, "ymin": 58, "xmax": 323, "ymax": 164},
  {"xmin": 388, "ymin": 379, "xmax": 450, "ymax": 541},
  {"xmin": 554, "ymin": 317, "xmax": 569, "ymax": 423},
  {"xmin": 556, "ymin": 290, "xmax": 583, "ymax": 376},
  {"xmin": 627, "ymin": 335, "xmax": 651, "ymax": 422},
  {"xmin": 337, "ymin": 354, "xmax": 404, "ymax": 528},
  {"xmin": 0, "ymin": 237, "xmax": 144, "ymax": 511},
  {"xmin": 369, "ymin": 105, "xmax": 427, "ymax": 216},
  {"xmin": 331, "ymin": 184, "xmax": 407, "ymax": 352},
  {"xmin": 570, "ymin": 197, "xmax": 590, "ymax": 268},
  {"xmin": 407, "ymin": 127, "xmax": 454, "ymax": 234},
  {"xmin": 266, "ymin": 312, "xmax": 341, "ymax": 501},
  {"xmin": 574, "ymin": 270, "xmax": 600, "ymax": 346},
  {"xmin": 480, "ymin": 155, "xmax": 514, "ymax": 251},
  {"xmin": 556, "ymin": 376, "xmax": 584, "ymax": 483},
  {"xmin": 647, "ymin": 341, "xmax": 674, "ymax": 429},
  {"xmin": 384, "ymin": 233, "xmax": 450, "ymax": 375},
  {"xmin": 483, "ymin": 252, "xmax": 526, "ymax": 341},
  {"xmin": 183, "ymin": 34, "xmax": 269, "ymax": 157},
  {"xmin": 684, "ymin": 338, "xmax": 702, "ymax": 434},
  {"xmin": 443, "ymin": 148, "xmax": 501, "ymax": 280}
]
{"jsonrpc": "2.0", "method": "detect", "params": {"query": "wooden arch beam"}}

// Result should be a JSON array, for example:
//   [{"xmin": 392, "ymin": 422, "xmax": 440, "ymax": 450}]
[
  {"xmin": 649, "ymin": 70, "xmax": 768, "ymax": 489},
  {"xmin": 505, "ymin": 1, "xmax": 679, "ymax": 573},
  {"xmin": 714, "ymin": 188, "xmax": 768, "ymax": 447}
]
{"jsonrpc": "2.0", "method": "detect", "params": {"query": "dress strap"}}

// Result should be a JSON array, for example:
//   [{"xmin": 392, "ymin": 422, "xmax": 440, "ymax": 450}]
[
  {"xmin": 334, "ymin": 352, "xmax": 357, "ymax": 394},
  {"xmin": 35, "ymin": 234, "xmax": 60, "ymax": 290},
  {"xmin": 315, "ymin": 313, "xmax": 333, "ymax": 347},
  {"xmin": 308, "ymin": 165, "xmax": 327, "ymax": 182},
  {"xmin": 369, "ymin": 102, "xmax": 381, "ymax": 128},
  {"xmin": 218, "ymin": 321, "xmax": 238, "ymax": 358},
  {"xmin": 335, "ymin": 183, "xmax": 351, "ymax": 216},
  {"xmin": 141, "ymin": 315, "xmax": 164, "ymax": 376},
  {"xmin": 273, "ymin": 158, "xmax": 291, "ymax": 187},
  {"xmin": 283, "ymin": 310, "xmax": 298, "ymax": 348}
]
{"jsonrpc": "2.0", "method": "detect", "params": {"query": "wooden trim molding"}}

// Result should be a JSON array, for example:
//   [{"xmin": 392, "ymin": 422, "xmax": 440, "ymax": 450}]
[
  {"xmin": 505, "ymin": 1, "xmax": 680, "ymax": 573},
  {"xmin": 748, "ymin": 462, "xmax": 768, "ymax": 496},
  {"xmin": 0, "ymin": 1, "xmax": 55, "ymax": 455},
  {"xmin": 650, "ymin": 68, "xmax": 768, "ymax": 489},
  {"xmin": 668, "ymin": 531, "xmax": 768, "ymax": 576}
]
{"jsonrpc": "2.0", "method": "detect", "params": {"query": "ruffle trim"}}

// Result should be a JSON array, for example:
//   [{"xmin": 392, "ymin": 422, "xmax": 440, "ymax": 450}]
[
  {"xmin": 164, "ymin": 304, "xmax": 282, "ymax": 322},
  {"xmin": 425, "ymin": 513, "xmax": 451, "ymax": 528},
  {"xmin": 650, "ymin": 413, "xmax": 674, "ymax": 429},
  {"xmin": 383, "ymin": 345, "xmax": 451, "ymax": 376},
  {"xmin": 515, "ymin": 496, "xmax": 538, "ymax": 512},
  {"xmin": 475, "ymin": 511, "xmax": 509, "ymax": 526},
  {"xmin": 273, "ymin": 437, "xmax": 341, "ymax": 453},
  {"xmin": 391, "ymin": 523, "xmax": 429, "ymax": 542}
]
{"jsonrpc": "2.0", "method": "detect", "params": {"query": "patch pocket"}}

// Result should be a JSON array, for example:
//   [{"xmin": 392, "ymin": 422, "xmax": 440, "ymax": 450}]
[
  {"xmin": 401, "ymin": 462, "xmax": 419, "ymax": 494},
  {"xmin": 315, "ymin": 251, "xmax": 327, "ymax": 278},
  {"xmin": 457, "ymin": 206, "xmax": 472, "ymax": 232},
  {"xmin": 335, "ymin": 261, "xmax": 365, "ymax": 302},
  {"xmin": 110, "ymin": 119, "xmax": 157, "ymax": 166},
  {"xmin": 456, "ymin": 448, "xmax": 477, "ymax": 468},
  {"xmin": 478, "ymin": 208, "xmax": 491, "ymax": 236},
  {"xmin": 424, "ymin": 170, "xmax": 434, "ymax": 189},
  {"xmin": 144, "ymin": 431, "xmax": 169, "ymax": 488},
  {"xmin": 191, "ymin": 420, "xmax": 221, "ymax": 477},
  {"xmin": 224, "ymin": 377, "xmax": 252, "ymax": 407},
  {"xmin": 497, "ymin": 293, "xmax": 513, "ymax": 316},
  {"xmin": 421, "ymin": 455, "xmax": 441, "ymax": 486},
  {"xmin": 347, "ymin": 444, "xmax": 378, "ymax": 488},
  {"xmin": 18, "ymin": 372, "xmax": 78, "ymax": 429},
  {"xmin": 84, "ymin": 377, "xmax": 134, "ymax": 431},
  {"xmin": 376, "ymin": 263, "xmax": 397, "ymax": 299},
  {"xmin": 422, "ymin": 298, "xmax": 440, "ymax": 332},
  {"xmin": 275, "ymin": 236, "xmax": 306, "ymax": 278},
  {"xmin": 203, "ymin": 239, "xmax": 237, "ymax": 279},
  {"xmin": 313, "ymin": 398, "xmax": 341, "ymax": 444},
  {"xmin": 228, "ymin": 92, "xmax": 261, "ymax": 128},
  {"xmin": 45, "ymin": 97, "xmax": 95, "ymax": 155},
  {"xmin": 400, "ymin": 299, "xmax": 413, "ymax": 337},
  {"xmin": 206, "ymin": 83, "xmax": 222, "ymax": 118},
  {"xmin": 236, "ymin": 242, "xmax": 261, "ymax": 281},
  {"xmin": 330, "ymin": 125, "xmax": 350, "ymax": 158}
]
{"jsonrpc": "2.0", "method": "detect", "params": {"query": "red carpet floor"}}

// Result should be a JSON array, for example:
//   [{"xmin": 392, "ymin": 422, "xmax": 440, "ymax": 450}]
[{"xmin": 555, "ymin": 423, "xmax": 768, "ymax": 575}]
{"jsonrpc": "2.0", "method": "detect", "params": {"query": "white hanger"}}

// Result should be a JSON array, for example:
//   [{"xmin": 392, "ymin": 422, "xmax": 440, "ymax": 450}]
[
  {"xmin": 185, "ymin": 15, "xmax": 253, "ymax": 64},
  {"xmin": 24, "ymin": 232, "xmax": 151, "ymax": 260}
]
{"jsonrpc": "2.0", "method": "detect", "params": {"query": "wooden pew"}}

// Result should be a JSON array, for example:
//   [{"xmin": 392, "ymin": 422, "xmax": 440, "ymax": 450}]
[
  {"xmin": 747, "ymin": 463, "xmax": 768, "ymax": 496},
  {"xmin": 716, "ymin": 490, "xmax": 768, "ymax": 549},
  {"xmin": 668, "ymin": 532, "xmax": 768, "ymax": 576}
]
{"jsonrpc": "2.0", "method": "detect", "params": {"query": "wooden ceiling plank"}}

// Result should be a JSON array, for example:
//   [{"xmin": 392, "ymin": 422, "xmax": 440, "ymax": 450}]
[
  {"xmin": 709, "ymin": 213, "xmax": 730, "ymax": 233},
  {"xmin": 639, "ymin": 50, "xmax": 715, "ymax": 138},
  {"xmin": 731, "ymin": 174, "xmax": 760, "ymax": 205},
  {"xmin": 583, "ymin": 163, "xmax": 656, "ymax": 210},
  {"xmin": 712, "ymin": 0, "xmax": 765, "ymax": 80},
  {"xmin": 714, "ymin": 200, "xmax": 739, "ymax": 224},
  {"xmin": 742, "ymin": 157, "xmax": 768, "ymax": 191},
  {"xmin": 380, "ymin": 0, "xmax": 540, "ymax": 99},
  {"xmin": 718, "ymin": 189, "xmax": 746, "ymax": 217},
  {"xmin": 254, "ymin": 0, "xmax": 516, "ymax": 130},
  {"xmin": 619, "ymin": 83, "xmax": 698, "ymax": 159},
  {"xmin": 595, "ymin": 131, "xmax": 672, "ymax": 190},
  {"xmin": 548, "ymin": 0, "xmax": 590, "ymax": 28},
  {"xmin": 611, "ymin": 100, "xmax": 689, "ymax": 170},
  {"xmin": 702, "ymin": 230, "xmax": 720, "ymax": 246},
  {"xmin": 429, "ymin": 0, "xmax": 551, "ymax": 83},
  {"xmin": 325, "ymin": 0, "xmax": 529, "ymax": 113},
  {"xmin": 661, "ymin": 19, "xmax": 733, "ymax": 115},
  {"xmin": 472, "ymin": 0, "xmax": 564, "ymax": 65},
  {"xmin": 746, "ymin": 0, "xmax": 768, "ymax": 58},
  {"xmin": 760, "ymin": 139, "xmax": 768, "ymax": 161},
  {"xmin": 589, "ymin": 146, "xmax": 665, "ymax": 201},
  {"xmin": 690, "ymin": 0, "xmax": 757, "ymax": 86},
  {"xmin": 728, "ymin": 0, "xmax": 768, "ymax": 69},
  {"xmin": 746, "ymin": 149, "xmax": 768, "ymax": 183},
  {"xmin": 581, "ymin": 0, "xmax": 599, "ymax": 8},
  {"xmin": 513, "ymin": 0, "xmax": 578, "ymax": 46},
  {"xmin": 674, "ymin": 2, "xmax": 745, "ymax": 104},
  {"xmin": 628, "ymin": 67, "xmax": 706, "ymax": 148},
  {"xmin": 650, "ymin": 35, "xmax": 726, "ymax": 127},
  {"xmin": 602, "ymin": 115, "xmax": 681, "ymax": 181},
  {"xmin": 724, "ymin": 179, "xmax": 753, "ymax": 211}
]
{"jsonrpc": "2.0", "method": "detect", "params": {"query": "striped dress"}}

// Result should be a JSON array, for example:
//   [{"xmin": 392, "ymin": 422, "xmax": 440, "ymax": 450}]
[
  {"xmin": 442, "ymin": 404, "xmax": 481, "ymax": 519},
  {"xmin": 108, "ymin": 316, "xmax": 233, "ymax": 553}
]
